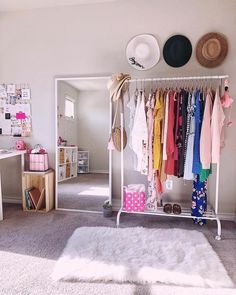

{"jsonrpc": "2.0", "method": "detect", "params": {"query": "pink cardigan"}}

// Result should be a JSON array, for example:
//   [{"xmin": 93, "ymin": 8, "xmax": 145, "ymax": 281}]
[
  {"xmin": 211, "ymin": 90, "xmax": 225, "ymax": 164},
  {"xmin": 200, "ymin": 91, "xmax": 213, "ymax": 169}
]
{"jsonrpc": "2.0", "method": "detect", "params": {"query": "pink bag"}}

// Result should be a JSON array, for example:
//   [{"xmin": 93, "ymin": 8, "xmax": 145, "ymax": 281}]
[
  {"xmin": 29, "ymin": 153, "xmax": 49, "ymax": 171},
  {"xmin": 123, "ymin": 184, "xmax": 146, "ymax": 212}
]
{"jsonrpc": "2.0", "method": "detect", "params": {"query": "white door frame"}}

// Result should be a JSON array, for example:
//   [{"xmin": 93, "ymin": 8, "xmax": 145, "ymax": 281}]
[{"xmin": 54, "ymin": 75, "xmax": 112, "ymax": 213}]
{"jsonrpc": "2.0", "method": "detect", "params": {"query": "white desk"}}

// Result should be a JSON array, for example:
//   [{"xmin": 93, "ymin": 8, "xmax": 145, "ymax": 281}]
[{"xmin": 0, "ymin": 150, "xmax": 26, "ymax": 220}]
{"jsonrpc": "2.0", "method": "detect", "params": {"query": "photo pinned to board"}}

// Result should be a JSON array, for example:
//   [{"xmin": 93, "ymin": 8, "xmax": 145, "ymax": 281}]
[
  {"xmin": 0, "ymin": 83, "xmax": 32, "ymax": 136},
  {"xmin": 21, "ymin": 88, "xmax": 31, "ymax": 100},
  {"xmin": 0, "ymin": 85, "xmax": 7, "ymax": 98}
]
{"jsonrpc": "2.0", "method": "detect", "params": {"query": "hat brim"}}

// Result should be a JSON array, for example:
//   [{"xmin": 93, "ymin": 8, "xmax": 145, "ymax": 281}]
[
  {"xmin": 196, "ymin": 32, "xmax": 228, "ymax": 68},
  {"xmin": 126, "ymin": 34, "xmax": 160, "ymax": 71}
]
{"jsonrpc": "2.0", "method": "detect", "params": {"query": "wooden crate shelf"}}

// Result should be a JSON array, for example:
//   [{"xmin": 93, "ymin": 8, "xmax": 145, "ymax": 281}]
[{"xmin": 22, "ymin": 169, "xmax": 54, "ymax": 213}]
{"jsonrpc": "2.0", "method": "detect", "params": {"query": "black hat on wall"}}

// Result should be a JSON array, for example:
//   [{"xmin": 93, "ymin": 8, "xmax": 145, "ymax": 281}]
[{"xmin": 163, "ymin": 35, "xmax": 192, "ymax": 67}]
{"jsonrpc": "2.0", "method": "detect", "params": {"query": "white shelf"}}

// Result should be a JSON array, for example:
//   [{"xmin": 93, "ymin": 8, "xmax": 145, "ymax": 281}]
[
  {"xmin": 78, "ymin": 151, "xmax": 89, "ymax": 174},
  {"xmin": 58, "ymin": 146, "xmax": 77, "ymax": 149},
  {"xmin": 58, "ymin": 146, "xmax": 78, "ymax": 182},
  {"xmin": 119, "ymin": 206, "xmax": 217, "ymax": 220},
  {"xmin": 59, "ymin": 161, "xmax": 77, "ymax": 165}
]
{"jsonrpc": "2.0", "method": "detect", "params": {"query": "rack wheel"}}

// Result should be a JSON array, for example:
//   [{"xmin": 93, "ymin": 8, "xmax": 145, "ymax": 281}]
[{"xmin": 215, "ymin": 235, "xmax": 221, "ymax": 241}]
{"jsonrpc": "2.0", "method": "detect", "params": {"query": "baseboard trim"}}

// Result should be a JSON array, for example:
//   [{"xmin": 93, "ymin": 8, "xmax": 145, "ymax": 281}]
[
  {"xmin": 217, "ymin": 213, "xmax": 236, "ymax": 221},
  {"xmin": 90, "ymin": 170, "xmax": 109, "ymax": 174},
  {"xmin": 111, "ymin": 199, "xmax": 236, "ymax": 221},
  {"xmin": 3, "ymin": 196, "xmax": 22, "ymax": 204}
]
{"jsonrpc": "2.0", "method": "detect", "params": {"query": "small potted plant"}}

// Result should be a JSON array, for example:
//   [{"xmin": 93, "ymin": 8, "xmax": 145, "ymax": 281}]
[{"xmin": 103, "ymin": 201, "xmax": 113, "ymax": 217}]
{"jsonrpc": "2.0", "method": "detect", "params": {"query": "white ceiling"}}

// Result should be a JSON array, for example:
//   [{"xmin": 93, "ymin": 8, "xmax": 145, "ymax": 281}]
[
  {"xmin": 64, "ymin": 77, "xmax": 109, "ymax": 91},
  {"xmin": 0, "ymin": 0, "xmax": 117, "ymax": 12}
]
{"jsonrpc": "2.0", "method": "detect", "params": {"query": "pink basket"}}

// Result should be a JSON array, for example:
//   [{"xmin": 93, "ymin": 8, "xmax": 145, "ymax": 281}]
[
  {"xmin": 29, "ymin": 153, "xmax": 49, "ymax": 171},
  {"xmin": 124, "ymin": 186, "xmax": 146, "ymax": 212}
]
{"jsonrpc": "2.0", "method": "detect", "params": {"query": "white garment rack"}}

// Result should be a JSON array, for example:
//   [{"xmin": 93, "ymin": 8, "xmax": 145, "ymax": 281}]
[{"xmin": 116, "ymin": 75, "xmax": 229, "ymax": 240}]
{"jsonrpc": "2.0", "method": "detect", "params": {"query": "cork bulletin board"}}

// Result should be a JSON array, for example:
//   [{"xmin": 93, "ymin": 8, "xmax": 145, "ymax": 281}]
[{"xmin": 0, "ymin": 84, "xmax": 32, "ymax": 136}]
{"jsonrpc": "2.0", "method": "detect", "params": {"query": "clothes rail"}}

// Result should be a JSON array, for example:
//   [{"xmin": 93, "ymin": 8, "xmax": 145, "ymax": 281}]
[
  {"xmin": 127, "ymin": 75, "xmax": 229, "ymax": 83},
  {"xmin": 117, "ymin": 74, "xmax": 229, "ymax": 240}
]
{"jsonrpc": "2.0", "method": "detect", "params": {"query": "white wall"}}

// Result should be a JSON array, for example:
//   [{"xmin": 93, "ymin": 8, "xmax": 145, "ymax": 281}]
[
  {"xmin": 0, "ymin": 0, "xmax": 235, "ymax": 218},
  {"xmin": 57, "ymin": 81, "xmax": 78, "ymax": 146},
  {"xmin": 77, "ymin": 90, "xmax": 109, "ymax": 173}
]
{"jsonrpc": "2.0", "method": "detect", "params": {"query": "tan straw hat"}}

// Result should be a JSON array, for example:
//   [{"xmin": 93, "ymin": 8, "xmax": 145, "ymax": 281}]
[
  {"xmin": 196, "ymin": 32, "xmax": 228, "ymax": 68},
  {"xmin": 107, "ymin": 73, "xmax": 131, "ymax": 101}
]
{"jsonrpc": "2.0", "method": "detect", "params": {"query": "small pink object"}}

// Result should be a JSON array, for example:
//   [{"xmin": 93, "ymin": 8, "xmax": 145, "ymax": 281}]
[
  {"xmin": 16, "ymin": 112, "xmax": 26, "ymax": 120},
  {"xmin": 221, "ymin": 91, "xmax": 233, "ymax": 108},
  {"xmin": 15, "ymin": 140, "xmax": 26, "ymax": 150},
  {"xmin": 221, "ymin": 79, "xmax": 234, "ymax": 127}
]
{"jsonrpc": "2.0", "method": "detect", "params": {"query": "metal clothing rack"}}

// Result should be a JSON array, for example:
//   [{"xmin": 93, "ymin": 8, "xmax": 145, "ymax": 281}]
[{"xmin": 116, "ymin": 75, "xmax": 229, "ymax": 240}]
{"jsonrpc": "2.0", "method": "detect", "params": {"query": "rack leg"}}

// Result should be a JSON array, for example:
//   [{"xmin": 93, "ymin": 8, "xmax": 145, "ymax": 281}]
[
  {"xmin": 215, "ymin": 216, "xmax": 222, "ymax": 240},
  {"xmin": 116, "ymin": 208, "xmax": 122, "ymax": 228}
]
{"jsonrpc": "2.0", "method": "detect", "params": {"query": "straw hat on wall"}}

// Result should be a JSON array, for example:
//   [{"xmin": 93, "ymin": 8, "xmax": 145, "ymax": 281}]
[{"xmin": 196, "ymin": 32, "xmax": 228, "ymax": 68}]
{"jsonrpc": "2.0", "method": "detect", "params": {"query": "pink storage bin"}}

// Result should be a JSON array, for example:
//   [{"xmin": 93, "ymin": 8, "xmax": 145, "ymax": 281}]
[
  {"xmin": 123, "ymin": 184, "xmax": 146, "ymax": 212},
  {"xmin": 29, "ymin": 153, "xmax": 49, "ymax": 171}
]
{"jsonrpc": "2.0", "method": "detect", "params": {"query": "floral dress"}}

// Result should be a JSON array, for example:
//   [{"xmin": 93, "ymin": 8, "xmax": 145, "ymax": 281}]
[{"xmin": 191, "ymin": 174, "xmax": 207, "ymax": 225}]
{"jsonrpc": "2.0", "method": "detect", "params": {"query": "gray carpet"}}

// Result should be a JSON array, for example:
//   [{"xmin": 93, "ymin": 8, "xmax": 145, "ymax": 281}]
[
  {"xmin": 58, "ymin": 173, "xmax": 109, "ymax": 211},
  {"xmin": 0, "ymin": 204, "xmax": 236, "ymax": 295}
]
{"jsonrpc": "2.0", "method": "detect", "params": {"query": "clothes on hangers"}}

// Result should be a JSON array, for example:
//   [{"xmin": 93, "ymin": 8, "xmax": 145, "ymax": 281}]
[
  {"xmin": 200, "ymin": 90, "xmax": 213, "ymax": 169},
  {"xmin": 211, "ymin": 89, "xmax": 225, "ymax": 164},
  {"xmin": 184, "ymin": 91, "xmax": 195, "ymax": 180},
  {"xmin": 191, "ymin": 174, "xmax": 207, "ymax": 225},
  {"xmin": 131, "ymin": 90, "xmax": 148, "ymax": 174},
  {"xmin": 165, "ymin": 91, "xmax": 176, "ymax": 175},
  {"xmin": 127, "ymin": 80, "xmax": 231, "ymax": 219},
  {"xmin": 147, "ymin": 92, "xmax": 155, "ymax": 182},
  {"xmin": 153, "ymin": 90, "xmax": 164, "ymax": 171},
  {"xmin": 192, "ymin": 90, "xmax": 202, "ymax": 175}
]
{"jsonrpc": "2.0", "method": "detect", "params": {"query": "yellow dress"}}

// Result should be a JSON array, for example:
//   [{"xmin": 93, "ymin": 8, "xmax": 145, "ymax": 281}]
[{"xmin": 153, "ymin": 91, "xmax": 164, "ymax": 171}]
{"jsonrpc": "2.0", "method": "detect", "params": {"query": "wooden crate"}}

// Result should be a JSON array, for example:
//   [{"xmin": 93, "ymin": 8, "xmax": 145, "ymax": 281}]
[{"xmin": 22, "ymin": 169, "xmax": 54, "ymax": 213}]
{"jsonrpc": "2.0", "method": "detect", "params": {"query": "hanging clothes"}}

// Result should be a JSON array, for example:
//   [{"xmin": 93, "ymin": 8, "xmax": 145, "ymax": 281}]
[
  {"xmin": 153, "ymin": 90, "xmax": 164, "ymax": 171},
  {"xmin": 173, "ymin": 92, "xmax": 180, "ymax": 177},
  {"xmin": 199, "ymin": 90, "xmax": 213, "ymax": 182},
  {"xmin": 124, "ymin": 78, "xmax": 230, "ymax": 222},
  {"xmin": 162, "ymin": 91, "xmax": 169, "ymax": 161},
  {"xmin": 127, "ymin": 91, "xmax": 137, "ymax": 149},
  {"xmin": 131, "ymin": 91, "xmax": 148, "ymax": 174},
  {"xmin": 180, "ymin": 90, "xmax": 189, "ymax": 175},
  {"xmin": 165, "ymin": 91, "xmax": 176, "ymax": 175},
  {"xmin": 199, "ymin": 163, "xmax": 212, "ymax": 182},
  {"xmin": 183, "ymin": 91, "xmax": 195, "ymax": 180},
  {"xmin": 183, "ymin": 92, "xmax": 192, "ymax": 162},
  {"xmin": 147, "ymin": 92, "xmax": 155, "ymax": 181},
  {"xmin": 146, "ymin": 171, "xmax": 158, "ymax": 211},
  {"xmin": 211, "ymin": 89, "xmax": 225, "ymax": 164},
  {"xmin": 191, "ymin": 174, "xmax": 207, "ymax": 225},
  {"xmin": 192, "ymin": 90, "xmax": 202, "ymax": 175},
  {"xmin": 200, "ymin": 90, "xmax": 213, "ymax": 169}
]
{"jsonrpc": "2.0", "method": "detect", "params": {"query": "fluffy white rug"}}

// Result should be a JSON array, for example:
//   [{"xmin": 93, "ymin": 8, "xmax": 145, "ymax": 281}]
[{"xmin": 52, "ymin": 227, "xmax": 234, "ymax": 288}]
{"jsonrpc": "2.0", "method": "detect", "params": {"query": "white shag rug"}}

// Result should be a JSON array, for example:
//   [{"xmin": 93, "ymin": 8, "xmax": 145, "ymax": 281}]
[{"xmin": 52, "ymin": 227, "xmax": 234, "ymax": 288}]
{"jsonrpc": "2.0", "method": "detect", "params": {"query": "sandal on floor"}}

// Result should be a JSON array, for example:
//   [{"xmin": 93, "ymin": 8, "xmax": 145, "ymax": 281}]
[
  {"xmin": 163, "ymin": 203, "xmax": 172, "ymax": 214},
  {"xmin": 173, "ymin": 204, "xmax": 182, "ymax": 215}
]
